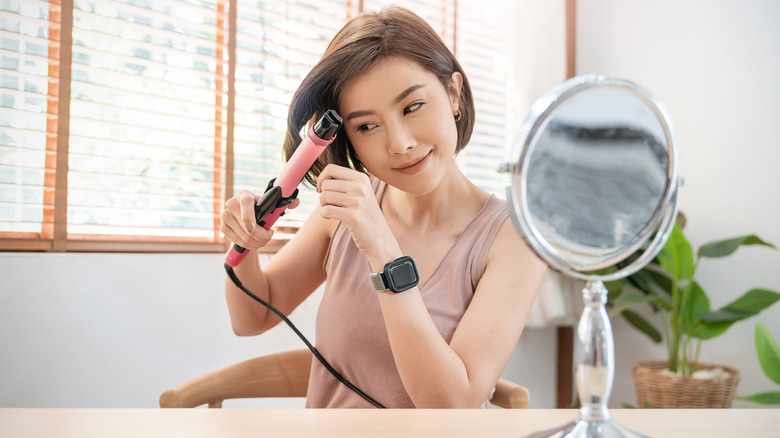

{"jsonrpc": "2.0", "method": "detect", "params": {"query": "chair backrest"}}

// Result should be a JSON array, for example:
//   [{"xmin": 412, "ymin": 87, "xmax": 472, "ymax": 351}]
[{"xmin": 160, "ymin": 349, "xmax": 529, "ymax": 409}]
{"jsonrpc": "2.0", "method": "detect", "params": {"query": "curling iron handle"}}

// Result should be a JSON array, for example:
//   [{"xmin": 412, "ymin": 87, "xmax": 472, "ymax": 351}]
[{"xmin": 225, "ymin": 243, "xmax": 248, "ymax": 267}]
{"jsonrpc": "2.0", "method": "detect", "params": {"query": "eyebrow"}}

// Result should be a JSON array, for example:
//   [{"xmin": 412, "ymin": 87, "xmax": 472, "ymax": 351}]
[{"xmin": 344, "ymin": 84, "xmax": 426, "ymax": 122}]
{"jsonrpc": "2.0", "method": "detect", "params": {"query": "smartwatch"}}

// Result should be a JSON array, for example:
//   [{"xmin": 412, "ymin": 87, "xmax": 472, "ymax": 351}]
[{"xmin": 369, "ymin": 256, "xmax": 420, "ymax": 293}]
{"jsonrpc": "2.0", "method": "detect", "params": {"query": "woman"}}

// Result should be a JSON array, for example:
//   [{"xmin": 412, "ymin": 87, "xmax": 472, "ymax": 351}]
[{"xmin": 221, "ymin": 7, "xmax": 546, "ymax": 408}]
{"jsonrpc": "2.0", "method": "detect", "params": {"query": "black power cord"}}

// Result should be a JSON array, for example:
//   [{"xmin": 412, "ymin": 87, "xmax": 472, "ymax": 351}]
[{"xmin": 224, "ymin": 263, "xmax": 385, "ymax": 409}]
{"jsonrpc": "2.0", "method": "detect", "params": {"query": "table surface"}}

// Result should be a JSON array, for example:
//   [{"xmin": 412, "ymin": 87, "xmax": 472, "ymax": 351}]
[{"xmin": 1, "ymin": 408, "xmax": 778, "ymax": 437}]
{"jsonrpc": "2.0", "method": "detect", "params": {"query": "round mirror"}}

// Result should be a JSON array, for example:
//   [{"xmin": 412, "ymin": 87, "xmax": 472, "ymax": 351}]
[
  {"xmin": 503, "ymin": 75, "xmax": 679, "ymax": 281},
  {"xmin": 505, "ymin": 75, "xmax": 680, "ymax": 438}
]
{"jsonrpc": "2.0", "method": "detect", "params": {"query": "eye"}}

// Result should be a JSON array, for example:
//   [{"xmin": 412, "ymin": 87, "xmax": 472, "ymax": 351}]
[
  {"xmin": 357, "ymin": 122, "xmax": 378, "ymax": 132},
  {"xmin": 403, "ymin": 102, "xmax": 423, "ymax": 115}
]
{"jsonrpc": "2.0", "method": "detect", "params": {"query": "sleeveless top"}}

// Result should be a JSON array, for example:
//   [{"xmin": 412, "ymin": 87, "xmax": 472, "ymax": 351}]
[{"xmin": 305, "ymin": 177, "xmax": 509, "ymax": 408}]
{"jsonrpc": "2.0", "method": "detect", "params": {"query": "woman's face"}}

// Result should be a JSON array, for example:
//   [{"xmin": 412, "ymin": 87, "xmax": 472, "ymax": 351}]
[{"xmin": 338, "ymin": 57, "xmax": 462, "ymax": 195}]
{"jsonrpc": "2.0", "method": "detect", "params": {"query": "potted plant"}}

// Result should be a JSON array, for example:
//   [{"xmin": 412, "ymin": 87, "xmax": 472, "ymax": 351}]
[
  {"xmin": 606, "ymin": 218, "xmax": 780, "ymax": 408},
  {"xmin": 735, "ymin": 322, "xmax": 780, "ymax": 405}
]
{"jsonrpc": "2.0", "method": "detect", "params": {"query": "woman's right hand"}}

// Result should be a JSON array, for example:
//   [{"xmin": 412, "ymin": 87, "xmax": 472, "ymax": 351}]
[{"xmin": 221, "ymin": 189, "xmax": 299, "ymax": 250}]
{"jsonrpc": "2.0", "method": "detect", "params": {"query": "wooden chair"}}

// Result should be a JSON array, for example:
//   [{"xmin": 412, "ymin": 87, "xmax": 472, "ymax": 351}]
[{"xmin": 160, "ymin": 348, "xmax": 530, "ymax": 409}]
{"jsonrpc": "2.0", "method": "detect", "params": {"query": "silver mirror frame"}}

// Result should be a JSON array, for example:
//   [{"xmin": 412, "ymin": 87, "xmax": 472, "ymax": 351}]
[{"xmin": 502, "ymin": 74, "xmax": 680, "ymax": 282}]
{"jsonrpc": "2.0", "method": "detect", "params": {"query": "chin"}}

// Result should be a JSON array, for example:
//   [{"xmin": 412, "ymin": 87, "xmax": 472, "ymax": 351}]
[{"xmin": 395, "ymin": 172, "xmax": 445, "ymax": 196}]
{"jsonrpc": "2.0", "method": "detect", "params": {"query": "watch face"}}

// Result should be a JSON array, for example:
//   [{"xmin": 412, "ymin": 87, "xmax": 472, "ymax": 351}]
[{"xmin": 387, "ymin": 257, "xmax": 419, "ymax": 292}]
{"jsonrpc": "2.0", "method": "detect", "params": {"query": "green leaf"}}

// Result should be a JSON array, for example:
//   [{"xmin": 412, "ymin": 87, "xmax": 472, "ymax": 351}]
[
  {"xmin": 676, "ymin": 211, "xmax": 687, "ymax": 230},
  {"xmin": 627, "ymin": 268, "xmax": 673, "ymax": 308},
  {"xmin": 691, "ymin": 320, "xmax": 733, "ymax": 339},
  {"xmin": 657, "ymin": 222, "xmax": 695, "ymax": 281},
  {"xmin": 603, "ymin": 279, "xmax": 623, "ymax": 302},
  {"xmin": 756, "ymin": 322, "xmax": 780, "ymax": 385},
  {"xmin": 699, "ymin": 289, "xmax": 780, "ymax": 323},
  {"xmin": 698, "ymin": 309, "xmax": 753, "ymax": 323},
  {"xmin": 621, "ymin": 403, "xmax": 637, "ymax": 409},
  {"xmin": 622, "ymin": 310, "xmax": 663, "ymax": 343},
  {"xmin": 640, "ymin": 268, "xmax": 673, "ymax": 298},
  {"xmin": 722, "ymin": 289, "xmax": 780, "ymax": 315},
  {"xmin": 682, "ymin": 281, "xmax": 710, "ymax": 333},
  {"xmin": 699, "ymin": 235, "xmax": 776, "ymax": 258},
  {"xmin": 724, "ymin": 289, "xmax": 780, "ymax": 314},
  {"xmin": 735, "ymin": 391, "xmax": 780, "ymax": 405}
]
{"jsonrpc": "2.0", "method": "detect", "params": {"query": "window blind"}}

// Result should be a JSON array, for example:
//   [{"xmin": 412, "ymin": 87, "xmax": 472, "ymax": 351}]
[
  {"xmin": 0, "ymin": 0, "xmax": 56, "ymax": 246},
  {"xmin": 66, "ymin": 0, "xmax": 229, "ymax": 242},
  {"xmin": 453, "ymin": 1, "xmax": 513, "ymax": 196},
  {"xmin": 362, "ymin": 0, "xmax": 455, "ymax": 48}
]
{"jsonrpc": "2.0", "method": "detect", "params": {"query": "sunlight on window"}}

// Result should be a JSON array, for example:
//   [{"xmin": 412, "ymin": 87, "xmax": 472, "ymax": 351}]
[
  {"xmin": 1, "ymin": 0, "xmax": 519, "ymax": 247},
  {"xmin": 67, "ymin": 0, "xmax": 227, "ymax": 237},
  {"xmin": 0, "ymin": 0, "xmax": 49, "ymax": 233}
]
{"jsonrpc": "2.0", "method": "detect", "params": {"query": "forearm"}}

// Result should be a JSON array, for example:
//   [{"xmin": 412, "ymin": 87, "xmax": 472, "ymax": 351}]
[
  {"xmin": 224, "ymin": 250, "xmax": 276, "ymax": 335},
  {"xmin": 377, "ymin": 290, "xmax": 488, "ymax": 408}
]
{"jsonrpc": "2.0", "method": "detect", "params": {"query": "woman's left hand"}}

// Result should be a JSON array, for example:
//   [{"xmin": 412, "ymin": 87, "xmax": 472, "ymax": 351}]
[{"xmin": 316, "ymin": 164, "xmax": 400, "ymax": 267}]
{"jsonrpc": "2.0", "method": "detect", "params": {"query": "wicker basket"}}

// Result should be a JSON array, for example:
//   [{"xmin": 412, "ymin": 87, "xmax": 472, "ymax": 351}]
[{"xmin": 632, "ymin": 360, "xmax": 740, "ymax": 408}]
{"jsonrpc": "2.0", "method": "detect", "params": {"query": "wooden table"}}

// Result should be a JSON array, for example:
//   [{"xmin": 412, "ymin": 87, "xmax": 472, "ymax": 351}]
[{"xmin": 1, "ymin": 408, "xmax": 778, "ymax": 437}]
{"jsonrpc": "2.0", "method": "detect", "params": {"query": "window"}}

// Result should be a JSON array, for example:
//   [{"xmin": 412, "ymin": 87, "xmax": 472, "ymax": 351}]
[
  {"xmin": 453, "ymin": 1, "xmax": 514, "ymax": 196},
  {"xmin": 67, "ymin": 0, "xmax": 228, "ymax": 243},
  {"xmin": 1, "ymin": 0, "xmax": 55, "ymax": 248},
  {"xmin": 1, "ymin": 0, "xmax": 523, "ymax": 252}
]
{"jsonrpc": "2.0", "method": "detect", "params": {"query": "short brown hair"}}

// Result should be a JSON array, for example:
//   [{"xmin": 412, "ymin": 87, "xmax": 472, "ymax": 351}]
[{"xmin": 283, "ymin": 7, "xmax": 475, "ymax": 186}]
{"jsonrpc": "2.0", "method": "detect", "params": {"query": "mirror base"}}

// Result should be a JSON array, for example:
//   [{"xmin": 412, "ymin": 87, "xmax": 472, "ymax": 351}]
[{"xmin": 523, "ymin": 418, "xmax": 648, "ymax": 438}]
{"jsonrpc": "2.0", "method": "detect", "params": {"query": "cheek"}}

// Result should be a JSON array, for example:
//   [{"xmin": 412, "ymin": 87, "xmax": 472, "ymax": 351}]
[
  {"xmin": 347, "ymin": 134, "xmax": 381, "ymax": 167},
  {"xmin": 419, "ymin": 108, "xmax": 458, "ymax": 150}
]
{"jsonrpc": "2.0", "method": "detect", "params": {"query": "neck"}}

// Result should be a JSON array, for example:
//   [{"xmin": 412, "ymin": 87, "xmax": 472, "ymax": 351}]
[{"xmin": 382, "ymin": 163, "xmax": 485, "ymax": 231}]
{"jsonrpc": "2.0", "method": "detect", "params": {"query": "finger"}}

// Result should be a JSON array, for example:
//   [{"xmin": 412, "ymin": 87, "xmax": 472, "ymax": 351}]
[
  {"xmin": 221, "ymin": 209, "xmax": 270, "ymax": 248},
  {"xmin": 222, "ymin": 223, "xmax": 274, "ymax": 249},
  {"xmin": 316, "ymin": 164, "xmax": 363, "ymax": 192},
  {"xmin": 238, "ymin": 190, "xmax": 259, "ymax": 233},
  {"xmin": 318, "ymin": 190, "xmax": 352, "ymax": 209},
  {"xmin": 319, "ymin": 177, "xmax": 357, "ymax": 195},
  {"xmin": 287, "ymin": 198, "xmax": 301, "ymax": 210},
  {"xmin": 318, "ymin": 203, "xmax": 356, "ymax": 222}
]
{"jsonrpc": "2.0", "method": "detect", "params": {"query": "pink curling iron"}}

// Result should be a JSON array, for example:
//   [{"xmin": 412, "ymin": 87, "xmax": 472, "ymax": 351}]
[{"xmin": 225, "ymin": 109, "xmax": 342, "ymax": 267}]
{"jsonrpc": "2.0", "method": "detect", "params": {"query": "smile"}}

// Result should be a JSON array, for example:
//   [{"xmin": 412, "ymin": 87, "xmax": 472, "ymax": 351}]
[{"xmin": 394, "ymin": 151, "xmax": 431, "ymax": 175}]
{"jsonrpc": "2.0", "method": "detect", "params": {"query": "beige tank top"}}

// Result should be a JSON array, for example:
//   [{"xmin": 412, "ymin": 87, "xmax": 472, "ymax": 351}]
[{"xmin": 305, "ymin": 177, "xmax": 509, "ymax": 408}]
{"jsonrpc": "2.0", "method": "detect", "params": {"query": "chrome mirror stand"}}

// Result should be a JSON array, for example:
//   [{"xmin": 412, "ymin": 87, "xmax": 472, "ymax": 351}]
[{"xmin": 525, "ymin": 281, "xmax": 648, "ymax": 438}]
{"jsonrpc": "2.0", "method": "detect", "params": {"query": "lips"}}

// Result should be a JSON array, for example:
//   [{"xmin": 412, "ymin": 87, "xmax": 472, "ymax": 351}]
[{"xmin": 394, "ymin": 151, "xmax": 431, "ymax": 175}]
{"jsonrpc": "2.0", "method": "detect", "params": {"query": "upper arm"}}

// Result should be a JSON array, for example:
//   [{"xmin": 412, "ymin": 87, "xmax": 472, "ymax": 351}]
[
  {"xmin": 262, "ymin": 205, "xmax": 338, "ymax": 316},
  {"xmin": 448, "ymin": 217, "xmax": 547, "ymax": 401}
]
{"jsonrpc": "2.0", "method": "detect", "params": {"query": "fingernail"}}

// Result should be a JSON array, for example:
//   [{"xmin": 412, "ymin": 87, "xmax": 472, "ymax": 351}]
[{"xmin": 246, "ymin": 223, "xmax": 255, "ymax": 233}]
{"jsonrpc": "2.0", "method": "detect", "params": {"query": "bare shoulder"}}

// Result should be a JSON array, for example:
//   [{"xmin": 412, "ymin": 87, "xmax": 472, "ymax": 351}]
[{"xmin": 485, "ymin": 216, "xmax": 546, "ymax": 281}]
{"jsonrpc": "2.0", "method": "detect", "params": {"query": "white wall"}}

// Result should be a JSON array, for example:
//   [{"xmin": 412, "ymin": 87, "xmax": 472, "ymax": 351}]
[
  {"xmin": 576, "ymin": 0, "xmax": 780, "ymax": 407},
  {"xmin": 0, "ymin": 253, "xmax": 316, "ymax": 408}
]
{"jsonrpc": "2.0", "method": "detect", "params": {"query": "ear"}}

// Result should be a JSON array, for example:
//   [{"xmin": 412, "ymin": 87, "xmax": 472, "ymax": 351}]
[{"xmin": 448, "ymin": 71, "xmax": 463, "ymax": 114}]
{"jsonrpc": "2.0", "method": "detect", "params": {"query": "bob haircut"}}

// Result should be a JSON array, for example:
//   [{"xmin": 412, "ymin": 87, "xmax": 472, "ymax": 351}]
[{"xmin": 282, "ymin": 7, "xmax": 475, "ymax": 186}]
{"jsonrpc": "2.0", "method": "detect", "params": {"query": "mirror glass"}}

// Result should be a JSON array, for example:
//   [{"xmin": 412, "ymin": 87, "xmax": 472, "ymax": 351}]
[{"xmin": 506, "ymin": 76, "xmax": 678, "ymax": 277}]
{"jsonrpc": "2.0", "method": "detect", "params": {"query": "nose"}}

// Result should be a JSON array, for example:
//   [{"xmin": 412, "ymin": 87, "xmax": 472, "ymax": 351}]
[{"xmin": 386, "ymin": 121, "xmax": 416, "ymax": 155}]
